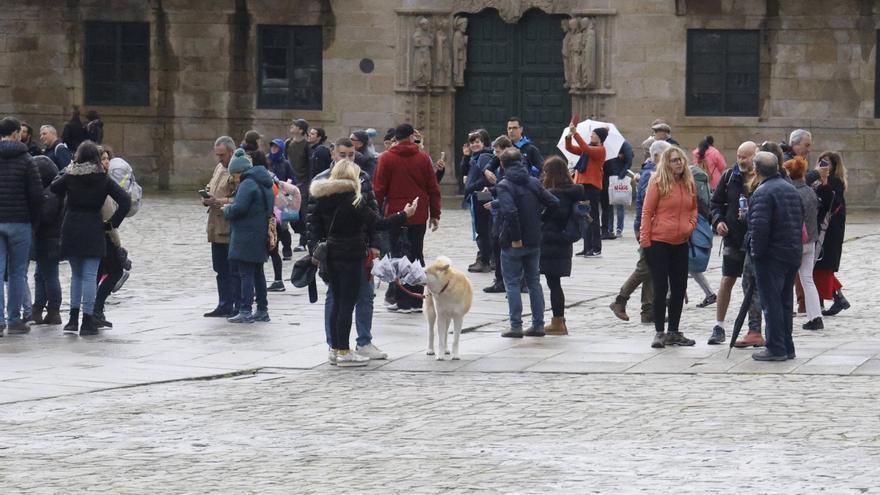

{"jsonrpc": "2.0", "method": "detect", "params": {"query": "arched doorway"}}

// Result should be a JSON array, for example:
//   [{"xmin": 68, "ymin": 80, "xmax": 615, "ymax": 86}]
[{"xmin": 454, "ymin": 8, "xmax": 570, "ymax": 166}]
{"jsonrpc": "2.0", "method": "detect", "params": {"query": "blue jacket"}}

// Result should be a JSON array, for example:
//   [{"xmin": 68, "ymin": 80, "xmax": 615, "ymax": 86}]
[
  {"xmin": 494, "ymin": 159, "xmax": 559, "ymax": 249},
  {"xmin": 463, "ymin": 148, "xmax": 494, "ymax": 197},
  {"xmin": 514, "ymin": 137, "xmax": 544, "ymax": 177},
  {"xmin": 224, "ymin": 165, "xmax": 275, "ymax": 263},
  {"xmin": 747, "ymin": 174, "xmax": 803, "ymax": 269},
  {"xmin": 633, "ymin": 160, "xmax": 655, "ymax": 236},
  {"xmin": 604, "ymin": 140, "xmax": 634, "ymax": 178}
]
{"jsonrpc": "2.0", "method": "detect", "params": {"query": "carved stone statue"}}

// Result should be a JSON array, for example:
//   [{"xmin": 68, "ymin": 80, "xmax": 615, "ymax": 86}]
[
  {"xmin": 453, "ymin": 17, "xmax": 468, "ymax": 87},
  {"xmin": 412, "ymin": 17, "xmax": 434, "ymax": 87},
  {"xmin": 434, "ymin": 17, "xmax": 451, "ymax": 86},
  {"xmin": 561, "ymin": 18, "xmax": 572, "ymax": 88},
  {"xmin": 568, "ymin": 18, "xmax": 583, "ymax": 91},
  {"xmin": 580, "ymin": 17, "xmax": 597, "ymax": 89}
]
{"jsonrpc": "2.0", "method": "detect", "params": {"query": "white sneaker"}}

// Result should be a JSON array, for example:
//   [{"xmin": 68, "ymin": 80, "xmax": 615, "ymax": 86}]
[
  {"xmin": 336, "ymin": 350, "xmax": 370, "ymax": 367},
  {"xmin": 386, "ymin": 304, "xmax": 399, "ymax": 312},
  {"xmin": 397, "ymin": 307, "xmax": 413, "ymax": 314},
  {"xmin": 356, "ymin": 343, "xmax": 388, "ymax": 360},
  {"xmin": 328, "ymin": 349, "xmax": 338, "ymax": 365}
]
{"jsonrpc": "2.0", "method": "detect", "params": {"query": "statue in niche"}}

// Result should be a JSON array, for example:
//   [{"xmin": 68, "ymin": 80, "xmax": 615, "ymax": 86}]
[
  {"xmin": 579, "ymin": 17, "xmax": 597, "ymax": 90},
  {"xmin": 561, "ymin": 18, "xmax": 573, "ymax": 88},
  {"xmin": 453, "ymin": 17, "xmax": 468, "ymax": 87},
  {"xmin": 412, "ymin": 17, "xmax": 434, "ymax": 87},
  {"xmin": 568, "ymin": 18, "xmax": 583, "ymax": 91},
  {"xmin": 435, "ymin": 17, "xmax": 451, "ymax": 86}
]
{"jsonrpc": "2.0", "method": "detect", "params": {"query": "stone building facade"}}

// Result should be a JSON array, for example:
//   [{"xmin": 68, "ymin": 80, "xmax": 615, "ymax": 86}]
[{"xmin": 1, "ymin": 0, "xmax": 878, "ymax": 205}]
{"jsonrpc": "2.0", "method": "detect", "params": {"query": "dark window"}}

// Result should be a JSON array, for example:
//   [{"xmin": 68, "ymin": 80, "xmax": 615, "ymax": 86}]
[
  {"xmin": 875, "ymin": 31, "xmax": 880, "ymax": 118},
  {"xmin": 257, "ymin": 25, "xmax": 323, "ymax": 110},
  {"xmin": 84, "ymin": 22, "xmax": 150, "ymax": 106},
  {"xmin": 686, "ymin": 29, "xmax": 759, "ymax": 116}
]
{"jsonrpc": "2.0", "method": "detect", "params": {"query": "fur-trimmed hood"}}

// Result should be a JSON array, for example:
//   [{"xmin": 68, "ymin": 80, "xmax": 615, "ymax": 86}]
[
  {"xmin": 65, "ymin": 161, "xmax": 104, "ymax": 176},
  {"xmin": 309, "ymin": 177, "xmax": 358, "ymax": 198}
]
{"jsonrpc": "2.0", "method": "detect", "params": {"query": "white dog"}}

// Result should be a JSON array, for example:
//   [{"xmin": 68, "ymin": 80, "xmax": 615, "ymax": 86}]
[{"xmin": 424, "ymin": 256, "xmax": 473, "ymax": 360}]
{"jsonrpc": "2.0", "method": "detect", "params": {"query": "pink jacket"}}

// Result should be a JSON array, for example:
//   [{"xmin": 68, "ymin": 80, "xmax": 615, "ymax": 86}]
[{"xmin": 692, "ymin": 146, "xmax": 726, "ymax": 190}]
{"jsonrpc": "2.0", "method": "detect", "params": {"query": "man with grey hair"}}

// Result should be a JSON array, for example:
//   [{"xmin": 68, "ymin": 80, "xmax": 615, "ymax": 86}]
[
  {"xmin": 748, "ymin": 151, "xmax": 804, "ymax": 361},
  {"xmin": 610, "ymin": 139, "xmax": 670, "ymax": 323},
  {"xmin": 785, "ymin": 129, "xmax": 812, "ymax": 162},
  {"xmin": 202, "ymin": 136, "xmax": 241, "ymax": 317},
  {"xmin": 39, "ymin": 124, "xmax": 70, "ymax": 170},
  {"xmin": 707, "ymin": 141, "xmax": 764, "ymax": 346}
]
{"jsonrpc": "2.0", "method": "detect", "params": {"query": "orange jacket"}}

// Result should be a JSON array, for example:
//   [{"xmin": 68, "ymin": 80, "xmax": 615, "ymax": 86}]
[
  {"xmin": 639, "ymin": 179, "xmax": 698, "ymax": 247},
  {"xmin": 565, "ymin": 132, "xmax": 605, "ymax": 189}
]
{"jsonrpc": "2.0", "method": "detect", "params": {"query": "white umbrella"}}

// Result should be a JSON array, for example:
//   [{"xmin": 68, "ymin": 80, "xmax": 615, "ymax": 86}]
[{"xmin": 556, "ymin": 119, "xmax": 626, "ymax": 166}]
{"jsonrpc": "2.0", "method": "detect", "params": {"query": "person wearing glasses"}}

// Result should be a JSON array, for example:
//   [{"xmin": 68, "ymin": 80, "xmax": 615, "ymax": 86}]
[
  {"xmin": 639, "ymin": 146, "xmax": 698, "ymax": 349},
  {"xmin": 506, "ymin": 117, "xmax": 544, "ymax": 177},
  {"xmin": 460, "ymin": 129, "xmax": 495, "ymax": 273}
]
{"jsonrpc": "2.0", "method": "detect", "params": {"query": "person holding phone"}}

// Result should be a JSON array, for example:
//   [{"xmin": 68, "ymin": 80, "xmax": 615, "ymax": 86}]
[
  {"xmin": 202, "ymin": 136, "xmax": 241, "ymax": 318},
  {"xmin": 809, "ymin": 151, "xmax": 850, "ymax": 316},
  {"xmin": 461, "ymin": 129, "xmax": 494, "ymax": 273}
]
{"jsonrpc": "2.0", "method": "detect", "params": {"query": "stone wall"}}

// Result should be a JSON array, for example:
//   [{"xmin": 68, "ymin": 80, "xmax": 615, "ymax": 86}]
[{"xmin": 1, "ymin": 0, "xmax": 878, "ymax": 205}]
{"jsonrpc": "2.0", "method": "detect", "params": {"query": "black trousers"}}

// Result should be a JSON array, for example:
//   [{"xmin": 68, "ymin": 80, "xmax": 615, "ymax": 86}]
[
  {"xmin": 328, "ymin": 259, "xmax": 363, "ymax": 351},
  {"xmin": 390, "ymin": 223, "xmax": 427, "ymax": 309},
  {"xmin": 600, "ymin": 170, "xmax": 612, "ymax": 234},
  {"xmin": 544, "ymin": 274, "xmax": 565, "ymax": 317},
  {"xmin": 278, "ymin": 223, "xmax": 292, "ymax": 252},
  {"xmin": 95, "ymin": 240, "xmax": 122, "ymax": 313},
  {"xmin": 473, "ymin": 197, "xmax": 493, "ymax": 264},
  {"xmin": 581, "ymin": 184, "xmax": 602, "ymax": 253},
  {"xmin": 645, "ymin": 241, "xmax": 689, "ymax": 334}
]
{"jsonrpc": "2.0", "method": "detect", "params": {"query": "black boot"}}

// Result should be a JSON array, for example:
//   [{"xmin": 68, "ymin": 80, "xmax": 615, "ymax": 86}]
[
  {"xmin": 44, "ymin": 307, "xmax": 63, "ymax": 325},
  {"xmin": 93, "ymin": 310, "xmax": 113, "ymax": 328},
  {"xmin": 63, "ymin": 309, "xmax": 80, "ymax": 334},
  {"xmin": 80, "ymin": 314, "xmax": 99, "ymax": 336},
  {"xmin": 822, "ymin": 289, "xmax": 850, "ymax": 317},
  {"xmin": 32, "ymin": 306, "xmax": 46, "ymax": 325}
]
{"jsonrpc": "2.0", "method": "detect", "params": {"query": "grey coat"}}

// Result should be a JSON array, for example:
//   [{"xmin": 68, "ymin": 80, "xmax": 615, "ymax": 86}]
[{"xmin": 793, "ymin": 178, "xmax": 818, "ymax": 243}]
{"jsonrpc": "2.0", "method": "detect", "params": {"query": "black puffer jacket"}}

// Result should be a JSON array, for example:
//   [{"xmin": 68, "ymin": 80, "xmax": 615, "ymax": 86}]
[
  {"xmin": 306, "ymin": 162, "xmax": 380, "ymax": 250},
  {"xmin": 747, "ymin": 174, "xmax": 803, "ymax": 269},
  {"xmin": 710, "ymin": 166, "xmax": 750, "ymax": 250},
  {"xmin": 0, "ymin": 140, "xmax": 42, "ymax": 225},
  {"xmin": 50, "ymin": 161, "xmax": 131, "ymax": 258},
  {"xmin": 33, "ymin": 157, "xmax": 63, "ymax": 261},
  {"xmin": 308, "ymin": 177, "xmax": 406, "ymax": 262},
  {"xmin": 540, "ymin": 183, "xmax": 586, "ymax": 277}
]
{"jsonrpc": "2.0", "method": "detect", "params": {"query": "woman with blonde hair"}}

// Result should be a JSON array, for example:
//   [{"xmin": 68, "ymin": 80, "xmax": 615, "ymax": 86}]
[
  {"xmin": 639, "ymin": 146, "xmax": 698, "ymax": 348},
  {"xmin": 308, "ymin": 159, "xmax": 417, "ymax": 367},
  {"xmin": 810, "ymin": 151, "xmax": 850, "ymax": 316}
]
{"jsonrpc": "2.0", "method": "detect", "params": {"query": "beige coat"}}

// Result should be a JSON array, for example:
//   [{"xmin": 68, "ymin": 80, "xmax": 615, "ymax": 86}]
[{"xmin": 206, "ymin": 162, "xmax": 236, "ymax": 244}]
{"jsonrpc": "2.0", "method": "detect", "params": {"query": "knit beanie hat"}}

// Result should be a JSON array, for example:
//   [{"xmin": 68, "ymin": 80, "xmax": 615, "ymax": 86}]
[
  {"xmin": 351, "ymin": 130, "xmax": 370, "ymax": 146},
  {"xmin": 594, "ymin": 127, "xmax": 609, "ymax": 144},
  {"xmin": 228, "ymin": 148, "xmax": 253, "ymax": 175}
]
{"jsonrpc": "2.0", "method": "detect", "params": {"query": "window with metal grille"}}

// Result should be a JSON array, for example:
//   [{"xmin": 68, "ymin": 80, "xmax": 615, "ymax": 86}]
[
  {"xmin": 84, "ymin": 22, "xmax": 150, "ymax": 106},
  {"xmin": 257, "ymin": 25, "xmax": 323, "ymax": 110},
  {"xmin": 686, "ymin": 29, "xmax": 760, "ymax": 116}
]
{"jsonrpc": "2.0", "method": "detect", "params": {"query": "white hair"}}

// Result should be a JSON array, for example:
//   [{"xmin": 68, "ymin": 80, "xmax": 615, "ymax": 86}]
[
  {"xmin": 40, "ymin": 124, "xmax": 57, "ymax": 134},
  {"xmin": 649, "ymin": 140, "xmax": 672, "ymax": 161},
  {"xmin": 214, "ymin": 135, "xmax": 235, "ymax": 151},
  {"xmin": 789, "ymin": 129, "xmax": 811, "ymax": 146}
]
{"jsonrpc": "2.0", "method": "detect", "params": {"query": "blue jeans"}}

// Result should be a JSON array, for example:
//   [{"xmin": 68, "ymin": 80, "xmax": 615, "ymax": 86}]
[
  {"xmin": 211, "ymin": 242, "xmax": 240, "ymax": 312},
  {"xmin": 234, "ymin": 260, "xmax": 267, "ymax": 314},
  {"xmin": 34, "ymin": 257, "xmax": 62, "ymax": 310},
  {"xmin": 325, "ymin": 265, "xmax": 374, "ymax": 347},
  {"xmin": 753, "ymin": 259, "xmax": 797, "ymax": 357},
  {"xmin": 0, "ymin": 223, "xmax": 33, "ymax": 324},
  {"xmin": 614, "ymin": 205, "xmax": 625, "ymax": 233},
  {"xmin": 68, "ymin": 256, "xmax": 101, "ymax": 315},
  {"xmin": 500, "ymin": 246, "xmax": 545, "ymax": 330}
]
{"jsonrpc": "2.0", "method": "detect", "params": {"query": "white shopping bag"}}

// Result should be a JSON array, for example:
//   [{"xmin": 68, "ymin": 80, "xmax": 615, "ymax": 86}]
[{"xmin": 608, "ymin": 176, "xmax": 633, "ymax": 206}]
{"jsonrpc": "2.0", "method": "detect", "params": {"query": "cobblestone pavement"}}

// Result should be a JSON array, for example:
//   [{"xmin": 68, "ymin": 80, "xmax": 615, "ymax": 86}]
[
  {"xmin": 1, "ymin": 370, "xmax": 879, "ymax": 493},
  {"xmin": 1, "ymin": 195, "xmax": 879, "ymax": 492}
]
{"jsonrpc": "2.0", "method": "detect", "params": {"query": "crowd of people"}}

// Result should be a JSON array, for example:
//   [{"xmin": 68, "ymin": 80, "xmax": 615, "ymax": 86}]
[{"xmin": 2, "ymin": 109, "xmax": 852, "ymax": 366}]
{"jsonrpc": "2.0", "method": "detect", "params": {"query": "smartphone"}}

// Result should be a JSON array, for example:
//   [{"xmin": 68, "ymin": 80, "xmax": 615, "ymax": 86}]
[
  {"xmin": 198, "ymin": 189, "xmax": 211, "ymax": 199},
  {"xmin": 819, "ymin": 159, "xmax": 830, "ymax": 168}
]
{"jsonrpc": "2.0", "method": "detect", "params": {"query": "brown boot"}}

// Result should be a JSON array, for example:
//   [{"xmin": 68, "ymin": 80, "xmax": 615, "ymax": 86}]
[
  {"xmin": 733, "ymin": 331, "xmax": 765, "ymax": 348},
  {"xmin": 544, "ymin": 317, "xmax": 568, "ymax": 336},
  {"xmin": 609, "ymin": 296, "xmax": 629, "ymax": 321}
]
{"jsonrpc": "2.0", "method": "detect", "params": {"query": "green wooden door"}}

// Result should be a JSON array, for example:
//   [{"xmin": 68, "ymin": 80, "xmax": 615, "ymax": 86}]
[{"xmin": 454, "ymin": 8, "xmax": 570, "ymax": 175}]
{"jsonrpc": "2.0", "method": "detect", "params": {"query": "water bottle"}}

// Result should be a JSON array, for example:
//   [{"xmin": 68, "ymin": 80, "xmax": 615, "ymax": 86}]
[{"xmin": 738, "ymin": 194, "xmax": 748, "ymax": 219}]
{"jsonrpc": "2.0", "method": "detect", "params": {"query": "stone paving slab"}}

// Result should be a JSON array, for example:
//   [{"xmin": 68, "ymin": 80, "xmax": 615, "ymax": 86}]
[{"xmin": 0, "ymin": 195, "xmax": 878, "ymax": 404}]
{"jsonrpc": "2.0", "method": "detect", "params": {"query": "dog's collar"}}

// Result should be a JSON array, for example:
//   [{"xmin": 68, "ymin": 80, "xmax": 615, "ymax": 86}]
[{"xmin": 438, "ymin": 280, "xmax": 451, "ymax": 294}]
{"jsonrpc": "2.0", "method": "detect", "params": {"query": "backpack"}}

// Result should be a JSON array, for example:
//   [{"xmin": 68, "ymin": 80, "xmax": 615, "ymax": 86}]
[
  {"xmin": 561, "ymin": 201, "xmax": 591, "ymax": 243},
  {"xmin": 688, "ymin": 215, "xmax": 713, "ymax": 273},
  {"xmin": 107, "ymin": 158, "xmax": 143, "ymax": 217}
]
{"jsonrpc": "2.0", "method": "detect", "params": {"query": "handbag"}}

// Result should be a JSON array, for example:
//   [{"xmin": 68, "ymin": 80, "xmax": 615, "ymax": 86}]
[
  {"xmin": 688, "ymin": 215, "xmax": 714, "ymax": 273},
  {"xmin": 313, "ymin": 209, "xmax": 340, "ymax": 265},
  {"xmin": 261, "ymin": 187, "xmax": 277, "ymax": 251}
]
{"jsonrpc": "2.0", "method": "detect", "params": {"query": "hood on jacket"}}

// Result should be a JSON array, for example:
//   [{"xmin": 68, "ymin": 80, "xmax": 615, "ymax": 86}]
[
  {"xmin": 240, "ymin": 165, "xmax": 274, "ymax": 188},
  {"xmin": 0, "ymin": 139, "xmax": 29, "ymax": 159},
  {"xmin": 34, "ymin": 155, "xmax": 59, "ymax": 187},
  {"xmin": 269, "ymin": 138, "xmax": 286, "ymax": 163},
  {"xmin": 108, "ymin": 157, "xmax": 135, "ymax": 186},
  {"xmin": 501, "ymin": 159, "xmax": 530, "ymax": 185},
  {"xmin": 310, "ymin": 177, "xmax": 358, "ymax": 199},
  {"xmin": 386, "ymin": 141, "xmax": 422, "ymax": 158},
  {"xmin": 65, "ymin": 161, "xmax": 104, "ymax": 176}
]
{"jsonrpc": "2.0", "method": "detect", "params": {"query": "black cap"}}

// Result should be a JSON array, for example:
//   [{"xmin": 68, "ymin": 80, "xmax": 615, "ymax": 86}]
[{"xmin": 394, "ymin": 123, "xmax": 415, "ymax": 141}]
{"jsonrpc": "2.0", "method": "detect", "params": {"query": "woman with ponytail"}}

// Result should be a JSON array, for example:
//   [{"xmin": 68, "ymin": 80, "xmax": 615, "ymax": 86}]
[{"xmin": 692, "ymin": 135, "xmax": 727, "ymax": 190}]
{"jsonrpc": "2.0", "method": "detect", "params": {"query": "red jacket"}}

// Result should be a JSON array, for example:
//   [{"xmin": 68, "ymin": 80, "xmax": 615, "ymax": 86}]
[
  {"xmin": 565, "ymin": 132, "xmax": 605, "ymax": 189},
  {"xmin": 374, "ymin": 141, "xmax": 441, "ymax": 225}
]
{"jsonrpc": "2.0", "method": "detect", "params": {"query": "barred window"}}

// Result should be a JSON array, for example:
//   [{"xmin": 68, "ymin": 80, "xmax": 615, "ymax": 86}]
[
  {"xmin": 686, "ymin": 30, "xmax": 759, "ymax": 116},
  {"xmin": 84, "ymin": 22, "xmax": 150, "ymax": 106},
  {"xmin": 257, "ymin": 25, "xmax": 323, "ymax": 110}
]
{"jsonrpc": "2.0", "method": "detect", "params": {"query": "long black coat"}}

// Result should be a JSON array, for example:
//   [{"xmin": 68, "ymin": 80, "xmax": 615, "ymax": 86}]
[
  {"xmin": 50, "ymin": 161, "xmax": 131, "ymax": 258},
  {"xmin": 540, "ymin": 184, "xmax": 586, "ymax": 277},
  {"xmin": 33, "ymin": 157, "xmax": 63, "ymax": 261},
  {"xmin": 813, "ymin": 174, "xmax": 846, "ymax": 272}
]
